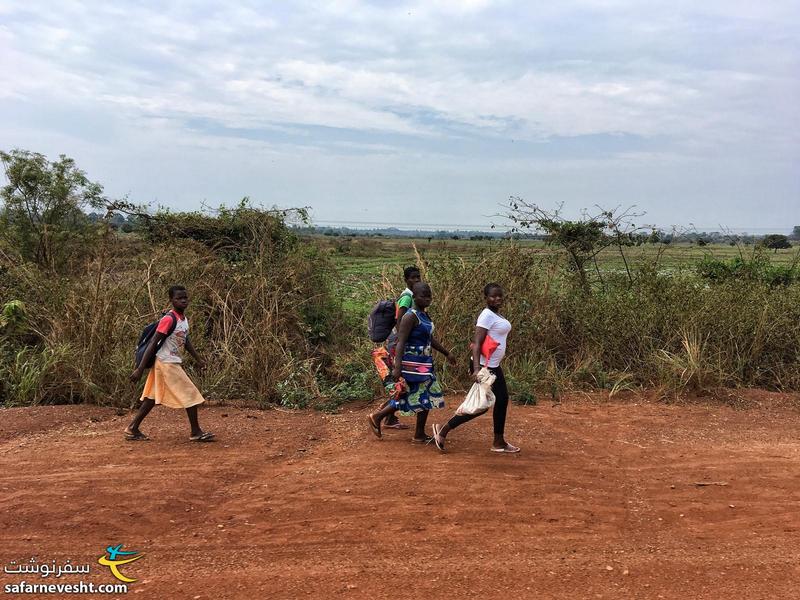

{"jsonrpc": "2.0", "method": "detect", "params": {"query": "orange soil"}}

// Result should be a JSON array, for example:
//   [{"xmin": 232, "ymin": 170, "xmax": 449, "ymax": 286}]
[{"xmin": 2, "ymin": 391, "xmax": 800, "ymax": 599}]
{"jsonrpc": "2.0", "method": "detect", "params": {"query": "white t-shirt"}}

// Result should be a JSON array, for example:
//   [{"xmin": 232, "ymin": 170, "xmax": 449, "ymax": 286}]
[
  {"xmin": 155, "ymin": 311, "xmax": 189, "ymax": 364},
  {"xmin": 476, "ymin": 308, "xmax": 512, "ymax": 368}
]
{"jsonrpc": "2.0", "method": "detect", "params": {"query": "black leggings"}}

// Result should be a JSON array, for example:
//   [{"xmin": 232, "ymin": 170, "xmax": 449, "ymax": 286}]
[{"xmin": 446, "ymin": 366, "xmax": 509, "ymax": 436}]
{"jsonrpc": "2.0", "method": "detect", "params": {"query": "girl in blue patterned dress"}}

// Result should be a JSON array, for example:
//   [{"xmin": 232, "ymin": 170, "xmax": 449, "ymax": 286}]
[{"xmin": 368, "ymin": 282, "xmax": 456, "ymax": 443}]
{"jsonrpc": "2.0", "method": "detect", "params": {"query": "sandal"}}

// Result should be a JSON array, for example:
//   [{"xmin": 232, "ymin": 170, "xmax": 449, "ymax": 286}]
[
  {"xmin": 367, "ymin": 414, "xmax": 382, "ymax": 439},
  {"xmin": 431, "ymin": 424, "xmax": 446, "ymax": 453},
  {"xmin": 490, "ymin": 443, "xmax": 520, "ymax": 453},
  {"xmin": 190, "ymin": 431, "xmax": 215, "ymax": 442},
  {"xmin": 124, "ymin": 430, "xmax": 149, "ymax": 441},
  {"xmin": 384, "ymin": 421, "xmax": 410, "ymax": 430},
  {"xmin": 411, "ymin": 435, "xmax": 434, "ymax": 444}
]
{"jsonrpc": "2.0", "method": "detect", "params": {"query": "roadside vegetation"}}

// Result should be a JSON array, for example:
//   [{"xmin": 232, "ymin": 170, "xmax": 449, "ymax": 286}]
[{"xmin": 2, "ymin": 149, "xmax": 799, "ymax": 408}]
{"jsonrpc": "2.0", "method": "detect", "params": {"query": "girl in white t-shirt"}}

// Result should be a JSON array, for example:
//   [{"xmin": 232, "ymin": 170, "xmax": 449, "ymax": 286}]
[{"xmin": 432, "ymin": 283, "xmax": 520, "ymax": 453}]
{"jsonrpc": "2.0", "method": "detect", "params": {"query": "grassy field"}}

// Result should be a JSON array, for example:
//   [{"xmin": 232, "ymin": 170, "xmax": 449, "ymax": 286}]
[
  {"xmin": 324, "ymin": 236, "xmax": 799, "ymax": 272},
  {"xmin": 317, "ymin": 235, "xmax": 800, "ymax": 314}
]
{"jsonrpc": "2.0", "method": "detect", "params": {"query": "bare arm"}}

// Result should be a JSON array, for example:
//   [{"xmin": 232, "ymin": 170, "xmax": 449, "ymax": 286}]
[
  {"xmin": 472, "ymin": 326, "xmax": 489, "ymax": 379},
  {"xmin": 391, "ymin": 311, "xmax": 418, "ymax": 379},
  {"xmin": 129, "ymin": 332, "xmax": 166, "ymax": 382},
  {"xmin": 185, "ymin": 337, "xmax": 205, "ymax": 371},
  {"xmin": 431, "ymin": 336, "xmax": 457, "ymax": 366}
]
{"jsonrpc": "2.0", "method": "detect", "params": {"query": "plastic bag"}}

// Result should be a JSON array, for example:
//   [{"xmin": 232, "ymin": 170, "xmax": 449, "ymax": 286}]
[{"xmin": 455, "ymin": 367, "xmax": 496, "ymax": 415}]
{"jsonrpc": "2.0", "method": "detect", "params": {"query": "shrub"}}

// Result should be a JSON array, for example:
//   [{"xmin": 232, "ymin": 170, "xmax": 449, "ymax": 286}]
[
  {"xmin": 697, "ymin": 253, "xmax": 799, "ymax": 286},
  {"xmin": 0, "ymin": 204, "xmax": 347, "ymax": 406},
  {"xmin": 401, "ymin": 242, "xmax": 800, "ymax": 397}
]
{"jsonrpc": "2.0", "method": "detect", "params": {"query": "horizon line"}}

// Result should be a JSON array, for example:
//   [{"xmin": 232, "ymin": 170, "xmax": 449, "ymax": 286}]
[{"xmin": 308, "ymin": 219, "xmax": 795, "ymax": 234}]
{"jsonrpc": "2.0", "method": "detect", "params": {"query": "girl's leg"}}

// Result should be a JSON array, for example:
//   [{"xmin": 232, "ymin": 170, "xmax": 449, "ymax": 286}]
[
  {"xmin": 491, "ymin": 367, "xmax": 511, "ymax": 448},
  {"xmin": 380, "ymin": 401, "xmax": 406, "ymax": 428},
  {"xmin": 367, "ymin": 402, "xmax": 399, "ymax": 438},
  {"xmin": 384, "ymin": 402, "xmax": 400, "ymax": 426},
  {"xmin": 381, "ymin": 344, "xmax": 401, "ymax": 427},
  {"xmin": 370, "ymin": 403, "xmax": 398, "ymax": 425},
  {"xmin": 437, "ymin": 409, "xmax": 487, "ymax": 439},
  {"xmin": 186, "ymin": 405, "xmax": 214, "ymax": 440},
  {"xmin": 413, "ymin": 410, "xmax": 429, "ymax": 440},
  {"xmin": 126, "ymin": 398, "xmax": 155, "ymax": 436},
  {"xmin": 186, "ymin": 405, "xmax": 201, "ymax": 436}
]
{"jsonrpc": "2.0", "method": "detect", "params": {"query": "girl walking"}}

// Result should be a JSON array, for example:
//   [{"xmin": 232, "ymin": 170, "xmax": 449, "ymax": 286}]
[
  {"xmin": 368, "ymin": 282, "xmax": 456, "ymax": 443},
  {"xmin": 432, "ymin": 283, "xmax": 519, "ymax": 453},
  {"xmin": 372, "ymin": 265, "xmax": 421, "ymax": 430},
  {"xmin": 126, "ymin": 285, "xmax": 214, "ymax": 442}
]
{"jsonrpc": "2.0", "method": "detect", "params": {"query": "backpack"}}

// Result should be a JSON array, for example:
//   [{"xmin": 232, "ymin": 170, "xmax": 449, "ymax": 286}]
[
  {"xmin": 367, "ymin": 299, "xmax": 397, "ymax": 342},
  {"xmin": 134, "ymin": 312, "xmax": 178, "ymax": 368}
]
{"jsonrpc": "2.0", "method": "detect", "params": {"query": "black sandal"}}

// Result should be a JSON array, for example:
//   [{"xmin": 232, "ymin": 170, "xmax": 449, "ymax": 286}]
[
  {"xmin": 367, "ymin": 415, "xmax": 382, "ymax": 439},
  {"xmin": 189, "ymin": 431, "xmax": 215, "ymax": 442},
  {"xmin": 124, "ymin": 430, "xmax": 149, "ymax": 441}
]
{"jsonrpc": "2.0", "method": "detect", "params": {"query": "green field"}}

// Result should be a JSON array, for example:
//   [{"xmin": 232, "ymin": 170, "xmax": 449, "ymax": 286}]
[
  {"xmin": 323, "ymin": 236, "xmax": 798, "ymax": 272},
  {"xmin": 315, "ymin": 235, "xmax": 800, "ymax": 315}
]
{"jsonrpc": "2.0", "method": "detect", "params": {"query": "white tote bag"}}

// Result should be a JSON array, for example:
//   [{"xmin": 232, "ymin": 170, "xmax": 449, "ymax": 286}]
[{"xmin": 455, "ymin": 367, "xmax": 496, "ymax": 416}]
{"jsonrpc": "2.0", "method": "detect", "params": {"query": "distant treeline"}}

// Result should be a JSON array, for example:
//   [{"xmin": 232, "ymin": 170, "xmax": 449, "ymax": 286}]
[
  {"xmin": 295, "ymin": 225, "xmax": 538, "ymax": 241},
  {"xmin": 290, "ymin": 225, "xmax": 800, "ymax": 246},
  {"xmin": 91, "ymin": 217, "xmax": 800, "ymax": 246}
]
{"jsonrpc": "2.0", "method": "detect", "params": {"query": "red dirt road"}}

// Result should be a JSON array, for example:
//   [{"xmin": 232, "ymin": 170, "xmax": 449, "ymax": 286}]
[{"xmin": 2, "ymin": 393, "xmax": 800, "ymax": 599}]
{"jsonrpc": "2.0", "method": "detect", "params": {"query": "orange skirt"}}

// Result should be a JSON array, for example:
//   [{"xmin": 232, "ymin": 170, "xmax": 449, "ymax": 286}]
[{"xmin": 140, "ymin": 359, "xmax": 205, "ymax": 409}]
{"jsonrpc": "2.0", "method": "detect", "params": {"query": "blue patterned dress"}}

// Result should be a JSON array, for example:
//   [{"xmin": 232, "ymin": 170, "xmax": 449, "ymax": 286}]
[{"xmin": 389, "ymin": 308, "xmax": 445, "ymax": 415}]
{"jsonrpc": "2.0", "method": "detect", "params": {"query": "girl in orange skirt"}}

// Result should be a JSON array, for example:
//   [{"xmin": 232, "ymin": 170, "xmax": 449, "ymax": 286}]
[{"xmin": 126, "ymin": 285, "xmax": 214, "ymax": 442}]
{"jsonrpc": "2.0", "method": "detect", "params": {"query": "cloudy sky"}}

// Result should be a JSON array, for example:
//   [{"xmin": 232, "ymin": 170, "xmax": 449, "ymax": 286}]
[{"xmin": 1, "ymin": 1, "xmax": 798, "ymax": 230}]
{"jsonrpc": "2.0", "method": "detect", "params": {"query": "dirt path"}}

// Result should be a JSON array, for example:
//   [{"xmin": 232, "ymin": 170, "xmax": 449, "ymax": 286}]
[{"xmin": 2, "ymin": 393, "xmax": 800, "ymax": 599}]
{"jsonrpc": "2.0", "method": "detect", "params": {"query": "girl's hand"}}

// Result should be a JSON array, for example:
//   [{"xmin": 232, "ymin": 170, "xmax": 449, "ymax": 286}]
[
  {"xmin": 446, "ymin": 353, "xmax": 457, "ymax": 367},
  {"xmin": 473, "ymin": 367, "xmax": 482, "ymax": 383},
  {"xmin": 195, "ymin": 358, "xmax": 206, "ymax": 373},
  {"xmin": 391, "ymin": 366, "xmax": 402, "ymax": 381},
  {"xmin": 129, "ymin": 368, "xmax": 144, "ymax": 383}
]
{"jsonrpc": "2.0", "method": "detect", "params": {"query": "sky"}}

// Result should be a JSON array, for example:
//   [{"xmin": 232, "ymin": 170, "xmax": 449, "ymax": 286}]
[{"xmin": 1, "ymin": 0, "xmax": 798, "ymax": 231}]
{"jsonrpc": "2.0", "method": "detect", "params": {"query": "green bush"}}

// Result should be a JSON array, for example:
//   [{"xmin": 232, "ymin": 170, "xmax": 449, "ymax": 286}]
[{"xmin": 697, "ymin": 253, "xmax": 799, "ymax": 286}]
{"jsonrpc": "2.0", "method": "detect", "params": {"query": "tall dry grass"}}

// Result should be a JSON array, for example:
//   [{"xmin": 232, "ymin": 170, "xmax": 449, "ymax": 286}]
[
  {"xmin": 0, "ymin": 208, "xmax": 351, "ymax": 407},
  {"xmin": 400, "ymin": 243, "xmax": 800, "ymax": 399},
  {"xmin": 2, "ymin": 220, "xmax": 799, "ymax": 408}
]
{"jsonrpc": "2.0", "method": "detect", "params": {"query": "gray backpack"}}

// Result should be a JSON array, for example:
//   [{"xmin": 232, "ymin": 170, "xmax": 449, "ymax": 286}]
[{"xmin": 367, "ymin": 299, "xmax": 396, "ymax": 342}]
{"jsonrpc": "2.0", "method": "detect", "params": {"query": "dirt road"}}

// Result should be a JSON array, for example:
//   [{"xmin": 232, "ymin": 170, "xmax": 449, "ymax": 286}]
[{"xmin": 2, "ymin": 392, "xmax": 799, "ymax": 599}]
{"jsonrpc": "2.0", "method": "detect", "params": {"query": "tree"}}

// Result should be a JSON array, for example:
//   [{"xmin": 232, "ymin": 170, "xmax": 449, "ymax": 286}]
[
  {"xmin": 0, "ymin": 149, "xmax": 105, "ymax": 269},
  {"xmin": 761, "ymin": 234, "xmax": 792, "ymax": 253},
  {"xmin": 504, "ymin": 198, "xmax": 644, "ymax": 292}
]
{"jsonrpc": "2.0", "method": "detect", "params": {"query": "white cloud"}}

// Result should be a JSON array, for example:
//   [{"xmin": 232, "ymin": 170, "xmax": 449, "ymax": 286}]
[{"xmin": 1, "ymin": 0, "xmax": 798, "ymax": 228}]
